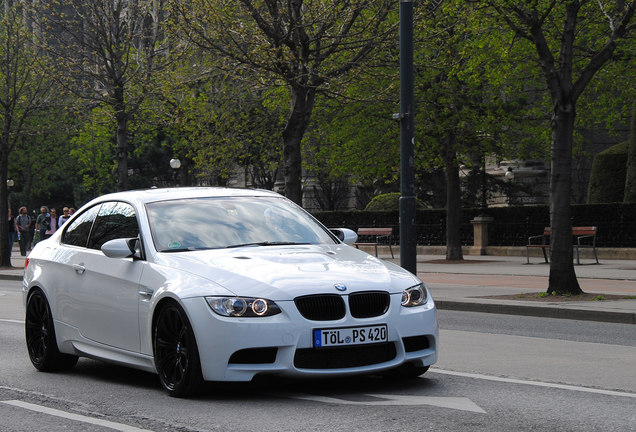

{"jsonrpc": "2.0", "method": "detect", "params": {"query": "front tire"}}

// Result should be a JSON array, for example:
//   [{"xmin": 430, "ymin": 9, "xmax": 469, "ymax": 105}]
[
  {"xmin": 25, "ymin": 288, "xmax": 78, "ymax": 371},
  {"xmin": 154, "ymin": 301, "xmax": 203, "ymax": 397}
]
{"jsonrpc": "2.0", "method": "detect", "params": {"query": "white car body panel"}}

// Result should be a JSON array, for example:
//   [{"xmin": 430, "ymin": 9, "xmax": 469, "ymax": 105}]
[
  {"xmin": 23, "ymin": 187, "xmax": 438, "ymax": 384},
  {"xmin": 154, "ymin": 244, "xmax": 418, "ymax": 300},
  {"xmin": 68, "ymin": 247, "xmax": 143, "ymax": 352}
]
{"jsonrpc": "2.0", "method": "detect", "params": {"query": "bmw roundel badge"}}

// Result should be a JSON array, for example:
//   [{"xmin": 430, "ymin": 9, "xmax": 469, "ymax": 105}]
[{"xmin": 334, "ymin": 283, "xmax": 347, "ymax": 291}]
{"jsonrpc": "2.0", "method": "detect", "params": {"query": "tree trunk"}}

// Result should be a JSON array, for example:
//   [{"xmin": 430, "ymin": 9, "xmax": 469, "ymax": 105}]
[
  {"xmin": 443, "ymin": 133, "xmax": 464, "ymax": 261},
  {"xmin": 282, "ymin": 85, "xmax": 315, "ymax": 206},
  {"xmin": 547, "ymin": 100, "xmax": 582, "ymax": 295},
  {"xmin": 0, "ymin": 143, "xmax": 10, "ymax": 267},
  {"xmin": 23, "ymin": 163, "xmax": 33, "ymax": 211},
  {"xmin": 115, "ymin": 89, "xmax": 128, "ymax": 192},
  {"xmin": 624, "ymin": 103, "xmax": 636, "ymax": 203}
]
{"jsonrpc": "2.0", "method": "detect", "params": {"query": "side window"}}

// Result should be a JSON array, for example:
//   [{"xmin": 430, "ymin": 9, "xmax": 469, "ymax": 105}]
[
  {"xmin": 87, "ymin": 202, "xmax": 139, "ymax": 251},
  {"xmin": 61, "ymin": 205, "xmax": 101, "ymax": 247}
]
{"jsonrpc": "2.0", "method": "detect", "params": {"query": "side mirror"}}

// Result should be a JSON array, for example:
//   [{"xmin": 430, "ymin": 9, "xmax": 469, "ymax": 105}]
[
  {"xmin": 102, "ymin": 238, "xmax": 140, "ymax": 259},
  {"xmin": 329, "ymin": 228, "xmax": 358, "ymax": 245}
]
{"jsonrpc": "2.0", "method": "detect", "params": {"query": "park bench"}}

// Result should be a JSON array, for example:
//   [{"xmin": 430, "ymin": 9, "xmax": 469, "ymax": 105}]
[
  {"xmin": 354, "ymin": 227, "xmax": 394, "ymax": 258},
  {"xmin": 526, "ymin": 226, "xmax": 599, "ymax": 265}
]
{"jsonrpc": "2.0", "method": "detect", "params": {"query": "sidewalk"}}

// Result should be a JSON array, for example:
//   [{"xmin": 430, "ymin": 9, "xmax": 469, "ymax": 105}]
[
  {"xmin": 4, "ymin": 248, "xmax": 636, "ymax": 324},
  {"xmin": 385, "ymin": 253, "xmax": 636, "ymax": 324},
  {"xmin": 2, "ymin": 249, "xmax": 26, "ymax": 281}
]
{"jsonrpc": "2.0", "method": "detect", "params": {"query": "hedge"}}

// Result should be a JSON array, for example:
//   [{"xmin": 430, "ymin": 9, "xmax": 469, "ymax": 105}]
[{"xmin": 587, "ymin": 142, "xmax": 629, "ymax": 204}]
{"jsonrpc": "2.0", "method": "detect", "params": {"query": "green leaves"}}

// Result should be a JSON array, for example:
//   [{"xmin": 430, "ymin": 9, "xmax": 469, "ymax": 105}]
[{"xmin": 70, "ymin": 107, "xmax": 116, "ymax": 196}]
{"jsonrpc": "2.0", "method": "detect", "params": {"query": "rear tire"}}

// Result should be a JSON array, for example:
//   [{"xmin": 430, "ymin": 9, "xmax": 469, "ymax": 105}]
[
  {"xmin": 154, "ymin": 301, "xmax": 204, "ymax": 397},
  {"xmin": 25, "ymin": 289, "xmax": 78, "ymax": 371}
]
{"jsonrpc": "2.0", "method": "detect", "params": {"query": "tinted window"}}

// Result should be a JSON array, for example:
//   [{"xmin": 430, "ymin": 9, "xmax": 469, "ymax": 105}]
[
  {"xmin": 61, "ymin": 205, "xmax": 101, "ymax": 247},
  {"xmin": 87, "ymin": 202, "xmax": 139, "ymax": 250}
]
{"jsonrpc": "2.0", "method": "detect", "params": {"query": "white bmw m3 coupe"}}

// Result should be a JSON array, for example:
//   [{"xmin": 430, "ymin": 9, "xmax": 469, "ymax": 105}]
[{"xmin": 23, "ymin": 188, "xmax": 438, "ymax": 397}]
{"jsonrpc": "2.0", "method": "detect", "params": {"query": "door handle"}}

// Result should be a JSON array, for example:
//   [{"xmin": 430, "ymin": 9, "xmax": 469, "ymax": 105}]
[{"xmin": 73, "ymin": 263, "xmax": 86, "ymax": 274}]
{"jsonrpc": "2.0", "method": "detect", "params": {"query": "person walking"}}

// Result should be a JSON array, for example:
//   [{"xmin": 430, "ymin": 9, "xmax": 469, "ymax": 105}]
[
  {"xmin": 7, "ymin": 209, "xmax": 18, "ymax": 257},
  {"xmin": 16, "ymin": 206, "xmax": 31, "ymax": 256},
  {"xmin": 29, "ymin": 210, "xmax": 37, "ymax": 248},
  {"xmin": 45, "ymin": 208, "xmax": 58, "ymax": 239},
  {"xmin": 58, "ymin": 207, "xmax": 71, "ymax": 227},
  {"xmin": 35, "ymin": 206, "xmax": 51, "ymax": 243}
]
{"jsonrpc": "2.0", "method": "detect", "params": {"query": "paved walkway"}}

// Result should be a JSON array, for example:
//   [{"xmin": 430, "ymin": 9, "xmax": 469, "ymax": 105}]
[
  {"xmin": 4, "ymin": 248, "xmax": 636, "ymax": 324},
  {"xmin": 2, "ymin": 249, "xmax": 27, "ymax": 281},
  {"xmin": 403, "ymin": 254, "xmax": 636, "ymax": 324}
]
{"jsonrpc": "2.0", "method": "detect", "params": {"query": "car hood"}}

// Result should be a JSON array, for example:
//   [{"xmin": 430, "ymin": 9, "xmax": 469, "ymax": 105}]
[{"xmin": 154, "ymin": 244, "xmax": 419, "ymax": 300}]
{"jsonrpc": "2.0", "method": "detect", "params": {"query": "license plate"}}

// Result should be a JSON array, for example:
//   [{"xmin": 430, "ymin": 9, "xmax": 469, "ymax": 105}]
[{"xmin": 313, "ymin": 324, "xmax": 388, "ymax": 347}]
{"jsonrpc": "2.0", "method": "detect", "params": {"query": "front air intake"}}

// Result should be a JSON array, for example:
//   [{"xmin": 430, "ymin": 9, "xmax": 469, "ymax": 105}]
[
  {"xmin": 294, "ymin": 343, "xmax": 397, "ymax": 369},
  {"xmin": 228, "ymin": 347, "xmax": 278, "ymax": 364}
]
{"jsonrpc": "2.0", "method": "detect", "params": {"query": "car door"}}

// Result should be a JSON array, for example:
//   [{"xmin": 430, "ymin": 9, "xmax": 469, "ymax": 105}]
[{"xmin": 69, "ymin": 201, "xmax": 144, "ymax": 352}]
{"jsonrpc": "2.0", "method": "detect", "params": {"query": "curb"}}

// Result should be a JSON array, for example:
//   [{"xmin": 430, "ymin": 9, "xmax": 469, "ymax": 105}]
[
  {"xmin": 435, "ymin": 299, "xmax": 636, "ymax": 325},
  {"xmin": 0, "ymin": 272, "xmax": 23, "ymax": 281}
]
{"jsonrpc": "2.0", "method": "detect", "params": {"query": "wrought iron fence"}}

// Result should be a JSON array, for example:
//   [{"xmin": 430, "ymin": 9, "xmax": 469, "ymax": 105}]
[
  {"xmin": 584, "ymin": 215, "xmax": 636, "ymax": 247},
  {"xmin": 354, "ymin": 217, "xmax": 636, "ymax": 248},
  {"xmin": 489, "ymin": 216, "xmax": 636, "ymax": 248},
  {"xmin": 319, "ymin": 204, "xmax": 636, "ymax": 249},
  {"xmin": 355, "ymin": 220, "xmax": 473, "ymax": 247},
  {"xmin": 489, "ymin": 218, "xmax": 544, "ymax": 247}
]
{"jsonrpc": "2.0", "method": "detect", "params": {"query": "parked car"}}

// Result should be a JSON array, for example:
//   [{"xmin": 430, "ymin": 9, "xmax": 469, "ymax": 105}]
[{"xmin": 23, "ymin": 187, "xmax": 438, "ymax": 397}]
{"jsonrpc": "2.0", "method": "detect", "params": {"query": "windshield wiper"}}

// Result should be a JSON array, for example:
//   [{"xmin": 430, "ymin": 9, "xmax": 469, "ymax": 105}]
[
  {"xmin": 160, "ymin": 242, "xmax": 309, "ymax": 252},
  {"xmin": 159, "ymin": 246, "xmax": 222, "ymax": 252},
  {"xmin": 226, "ymin": 241, "xmax": 309, "ymax": 249}
]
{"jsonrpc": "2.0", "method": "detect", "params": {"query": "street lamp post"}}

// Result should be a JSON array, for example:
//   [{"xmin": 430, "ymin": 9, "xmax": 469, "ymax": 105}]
[
  {"xmin": 398, "ymin": 0, "xmax": 416, "ymax": 275},
  {"xmin": 169, "ymin": 158, "xmax": 181, "ymax": 187},
  {"xmin": 505, "ymin": 167, "xmax": 515, "ymax": 205},
  {"xmin": 478, "ymin": 159, "xmax": 488, "ymax": 216},
  {"xmin": 505, "ymin": 167, "xmax": 515, "ymax": 181}
]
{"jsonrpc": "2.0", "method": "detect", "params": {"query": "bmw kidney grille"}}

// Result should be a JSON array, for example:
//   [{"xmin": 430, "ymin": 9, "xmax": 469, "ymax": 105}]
[{"xmin": 294, "ymin": 292, "xmax": 390, "ymax": 321}]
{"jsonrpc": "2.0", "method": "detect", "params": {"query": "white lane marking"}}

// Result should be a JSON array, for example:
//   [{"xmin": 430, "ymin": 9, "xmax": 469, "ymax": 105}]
[
  {"xmin": 0, "ymin": 400, "xmax": 154, "ymax": 432},
  {"xmin": 274, "ymin": 392, "xmax": 486, "ymax": 413},
  {"xmin": 0, "ymin": 319, "xmax": 23, "ymax": 324},
  {"xmin": 430, "ymin": 369, "xmax": 636, "ymax": 398}
]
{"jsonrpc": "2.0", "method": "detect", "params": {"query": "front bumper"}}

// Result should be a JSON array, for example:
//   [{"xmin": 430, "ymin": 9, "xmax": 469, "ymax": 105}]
[{"xmin": 182, "ymin": 292, "xmax": 438, "ymax": 382}]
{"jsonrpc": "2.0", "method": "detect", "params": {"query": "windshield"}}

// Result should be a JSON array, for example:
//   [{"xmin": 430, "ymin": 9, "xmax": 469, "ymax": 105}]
[{"xmin": 146, "ymin": 196, "xmax": 337, "ymax": 252}]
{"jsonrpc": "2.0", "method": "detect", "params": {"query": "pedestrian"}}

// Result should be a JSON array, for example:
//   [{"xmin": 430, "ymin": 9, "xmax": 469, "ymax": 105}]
[
  {"xmin": 69, "ymin": 208, "xmax": 75, "ymax": 216},
  {"xmin": 7, "ymin": 209, "xmax": 18, "ymax": 257},
  {"xmin": 58, "ymin": 207, "xmax": 71, "ymax": 227},
  {"xmin": 45, "ymin": 208, "xmax": 58, "ymax": 239},
  {"xmin": 16, "ymin": 206, "xmax": 31, "ymax": 256},
  {"xmin": 35, "ymin": 206, "xmax": 51, "ymax": 243},
  {"xmin": 29, "ymin": 210, "xmax": 37, "ymax": 248}
]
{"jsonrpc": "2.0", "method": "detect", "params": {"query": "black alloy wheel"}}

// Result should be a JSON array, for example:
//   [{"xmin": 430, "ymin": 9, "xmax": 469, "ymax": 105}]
[
  {"xmin": 25, "ymin": 289, "xmax": 78, "ymax": 371},
  {"xmin": 154, "ymin": 301, "xmax": 203, "ymax": 397}
]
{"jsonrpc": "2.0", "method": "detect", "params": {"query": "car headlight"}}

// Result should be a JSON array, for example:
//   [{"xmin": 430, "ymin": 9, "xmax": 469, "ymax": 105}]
[
  {"xmin": 401, "ymin": 284, "xmax": 428, "ymax": 307},
  {"xmin": 205, "ymin": 296, "xmax": 281, "ymax": 317}
]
